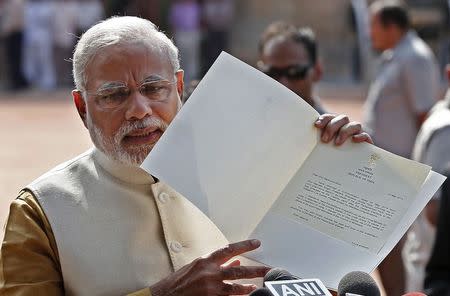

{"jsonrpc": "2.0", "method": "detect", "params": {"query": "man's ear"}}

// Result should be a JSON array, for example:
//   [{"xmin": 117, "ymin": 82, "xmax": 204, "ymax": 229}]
[
  {"xmin": 312, "ymin": 59, "xmax": 323, "ymax": 82},
  {"xmin": 72, "ymin": 90, "xmax": 88, "ymax": 129},
  {"xmin": 175, "ymin": 70, "xmax": 185, "ymax": 99}
]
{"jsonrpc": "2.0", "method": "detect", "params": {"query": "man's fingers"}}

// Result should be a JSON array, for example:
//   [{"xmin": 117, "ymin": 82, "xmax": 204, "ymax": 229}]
[
  {"xmin": 222, "ymin": 259, "xmax": 241, "ymax": 268},
  {"xmin": 220, "ymin": 283, "xmax": 258, "ymax": 295},
  {"xmin": 352, "ymin": 132, "xmax": 374, "ymax": 144},
  {"xmin": 334, "ymin": 122, "xmax": 362, "ymax": 145},
  {"xmin": 209, "ymin": 239, "xmax": 261, "ymax": 264},
  {"xmin": 220, "ymin": 265, "xmax": 271, "ymax": 280},
  {"xmin": 314, "ymin": 114, "xmax": 335, "ymax": 129},
  {"xmin": 320, "ymin": 114, "xmax": 350, "ymax": 143}
]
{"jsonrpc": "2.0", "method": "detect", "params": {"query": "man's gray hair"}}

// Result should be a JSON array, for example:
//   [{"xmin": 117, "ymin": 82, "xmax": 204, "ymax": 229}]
[{"xmin": 72, "ymin": 16, "xmax": 180, "ymax": 92}]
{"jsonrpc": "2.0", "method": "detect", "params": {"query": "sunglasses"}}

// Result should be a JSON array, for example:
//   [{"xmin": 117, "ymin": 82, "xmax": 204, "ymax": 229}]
[{"xmin": 259, "ymin": 63, "xmax": 312, "ymax": 81}]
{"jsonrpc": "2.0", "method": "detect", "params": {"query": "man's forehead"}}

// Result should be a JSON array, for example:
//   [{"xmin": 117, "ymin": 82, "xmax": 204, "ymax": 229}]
[
  {"xmin": 85, "ymin": 43, "xmax": 173, "ymax": 89},
  {"xmin": 94, "ymin": 43, "xmax": 169, "ymax": 66}
]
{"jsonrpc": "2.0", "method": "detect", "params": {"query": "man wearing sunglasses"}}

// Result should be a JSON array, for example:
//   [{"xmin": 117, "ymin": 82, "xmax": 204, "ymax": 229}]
[
  {"xmin": 0, "ymin": 16, "xmax": 371, "ymax": 296},
  {"xmin": 258, "ymin": 22, "xmax": 326, "ymax": 114}
]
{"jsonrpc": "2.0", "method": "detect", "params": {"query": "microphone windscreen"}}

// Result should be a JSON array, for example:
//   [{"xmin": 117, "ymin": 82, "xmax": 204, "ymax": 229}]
[
  {"xmin": 249, "ymin": 287, "xmax": 273, "ymax": 295},
  {"xmin": 337, "ymin": 271, "xmax": 381, "ymax": 296},
  {"xmin": 264, "ymin": 267, "xmax": 299, "ymax": 283}
]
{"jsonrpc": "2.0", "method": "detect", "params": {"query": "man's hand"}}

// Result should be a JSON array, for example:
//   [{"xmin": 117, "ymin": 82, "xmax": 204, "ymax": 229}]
[
  {"xmin": 150, "ymin": 239, "xmax": 270, "ymax": 296},
  {"xmin": 314, "ymin": 114, "xmax": 373, "ymax": 145}
]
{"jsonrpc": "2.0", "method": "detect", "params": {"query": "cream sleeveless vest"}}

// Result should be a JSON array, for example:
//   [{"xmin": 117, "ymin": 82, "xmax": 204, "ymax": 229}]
[{"xmin": 27, "ymin": 148, "xmax": 228, "ymax": 296}]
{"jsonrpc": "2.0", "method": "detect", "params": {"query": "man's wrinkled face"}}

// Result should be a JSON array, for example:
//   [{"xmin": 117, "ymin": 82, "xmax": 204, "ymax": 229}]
[
  {"xmin": 260, "ymin": 37, "xmax": 315, "ymax": 105},
  {"xmin": 76, "ymin": 43, "xmax": 183, "ymax": 166}
]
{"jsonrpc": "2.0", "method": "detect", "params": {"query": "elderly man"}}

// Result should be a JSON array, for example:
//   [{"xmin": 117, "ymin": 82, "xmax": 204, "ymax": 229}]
[
  {"xmin": 257, "ymin": 22, "xmax": 326, "ymax": 114},
  {"xmin": 0, "ymin": 16, "xmax": 371, "ymax": 296}
]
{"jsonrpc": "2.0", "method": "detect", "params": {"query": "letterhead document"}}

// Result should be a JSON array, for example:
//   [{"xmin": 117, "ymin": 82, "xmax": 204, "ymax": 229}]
[{"xmin": 141, "ymin": 52, "xmax": 446, "ymax": 289}]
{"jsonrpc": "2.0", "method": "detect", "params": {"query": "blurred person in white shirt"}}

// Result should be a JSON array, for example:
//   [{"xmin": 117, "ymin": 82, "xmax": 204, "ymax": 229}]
[
  {"xmin": 22, "ymin": 0, "xmax": 56, "ymax": 90},
  {"xmin": 53, "ymin": 0, "xmax": 78, "ymax": 87},
  {"xmin": 76, "ymin": 0, "xmax": 103, "ymax": 35}
]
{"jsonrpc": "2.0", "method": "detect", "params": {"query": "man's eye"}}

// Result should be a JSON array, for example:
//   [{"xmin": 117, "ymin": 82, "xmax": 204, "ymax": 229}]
[
  {"xmin": 141, "ymin": 83, "xmax": 171, "ymax": 101},
  {"xmin": 98, "ymin": 90, "xmax": 128, "ymax": 107},
  {"xmin": 141, "ymin": 84, "xmax": 164, "ymax": 94},
  {"xmin": 102, "ymin": 93, "xmax": 123, "ymax": 101}
]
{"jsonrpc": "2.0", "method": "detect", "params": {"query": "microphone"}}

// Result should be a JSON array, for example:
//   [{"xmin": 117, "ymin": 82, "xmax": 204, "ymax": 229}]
[
  {"xmin": 337, "ymin": 271, "xmax": 381, "ymax": 296},
  {"xmin": 263, "ymin": 267, "xmax": 332, "ymax": 296},
  {"xmin": 264, "ymin": 268, "xmax": 300, "ymax": 284},
  {"xmin": 249, "ymin": 287, "xmax": 273, "ymax": 295}
]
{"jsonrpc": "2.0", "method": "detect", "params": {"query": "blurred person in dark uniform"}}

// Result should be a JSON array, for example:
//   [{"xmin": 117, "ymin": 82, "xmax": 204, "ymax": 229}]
[
  {"xmin": 201, "ymin": 0, "xmax": 233, "ymax": 76},
  {"xmin": 169, "ymin": 0, "xmax": 201, "ymax": 83},
  {"xmin": 257, "ymin": 22, "xmax": 326, "ymax": 114},
  {"xmin": 0, "ymin": 0, "xmax": 28, "ymax": 90}
]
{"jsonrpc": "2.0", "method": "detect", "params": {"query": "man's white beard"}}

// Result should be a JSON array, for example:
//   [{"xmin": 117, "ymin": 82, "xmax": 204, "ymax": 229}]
[{"xmin": 87, "ymin": 115, "xmax": 168, "ymax": 167}]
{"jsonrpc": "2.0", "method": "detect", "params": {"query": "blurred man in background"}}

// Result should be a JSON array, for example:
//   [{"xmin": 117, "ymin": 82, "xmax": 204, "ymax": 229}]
[
  {"xmin": 53, "ymin": 0, "xmax": 78, "ymax": 87},
  {"xmin": 22, "ymin": 0, "xmax": 56, "ymax": 90},
  {"xmin": 258, "ymin": 22, "xmax": 326, "ymax": 114},
  {"xmin": 0, "ymin": 0, "xmax": 27, "ymax": 90},
  {"xmin": 201, "ymin": 0, "xmax": 234, "ymax": 76},
  {"xmin": 363, "ymin": 0, "xmax": 440, "ymax": 294},
  {"xmin": 76, "ymin": 0, "xmax": 103, "ymax": 35},
  {"xmin": 364, "ymin": 0, "xmax": 439, "ymax": 158},
  {"xmin": 169, "ymin": 0, "xmax": 201, "ymax": 83}
]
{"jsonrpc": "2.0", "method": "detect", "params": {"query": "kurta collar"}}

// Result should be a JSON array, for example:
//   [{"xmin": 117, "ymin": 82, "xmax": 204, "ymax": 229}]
[{"xmin": 92, "ymin": 148, "xmax": 155, "ymax": 185}]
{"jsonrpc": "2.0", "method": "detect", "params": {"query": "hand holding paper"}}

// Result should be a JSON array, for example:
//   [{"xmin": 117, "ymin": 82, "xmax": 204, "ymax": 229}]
[
  {"xmin": 314, "ymin": 114, "xmax": 373, "ymax": 145},
  {"xmin": 141, "ymin": 52, "xmax": 445, "ymax": 289}
]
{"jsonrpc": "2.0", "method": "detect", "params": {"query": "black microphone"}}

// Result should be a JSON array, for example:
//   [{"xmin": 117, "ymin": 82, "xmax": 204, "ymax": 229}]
[
  {"xmin": 263, "ymin": 267, "xmax": 300, "ymax": 284},
  {"xmin": 337, "ymin": 271, "xmax": 381, "ymax": 296},
  {"xmin": 249, "ymin": 287, "xmax": 273, "ymax": 295},
  {"xmin": 263, "ymin": 268, "xmax": 332, "ymax": 295}
]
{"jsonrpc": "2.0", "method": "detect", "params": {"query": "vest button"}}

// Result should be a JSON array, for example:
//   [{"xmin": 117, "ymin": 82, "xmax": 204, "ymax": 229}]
[
  {"xmin": 170, "ymin": 241, "xmax": 183, "ymax": 253},
  {"xmin": 158, "ymin": 192, "xmax": 169, "ymax": 203}
]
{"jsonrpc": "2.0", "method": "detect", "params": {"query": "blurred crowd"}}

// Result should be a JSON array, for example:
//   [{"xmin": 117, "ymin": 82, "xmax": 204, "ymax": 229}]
[
  {"xmin": 168, "ymin": 0, "xmax": 233, "ymax": 83},
  {"xmin": 0, "ymin": 0, "xmax": 233, "ymax": 90},
  {"xmin": 0, "ymin": 0, "xmax": 104, "ymax": 90}
]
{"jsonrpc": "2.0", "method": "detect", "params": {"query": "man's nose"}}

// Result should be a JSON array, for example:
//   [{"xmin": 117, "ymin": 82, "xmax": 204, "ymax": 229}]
[{"xmin": 125, "ymin": 91, "xmax": 153, "ymax": 120}]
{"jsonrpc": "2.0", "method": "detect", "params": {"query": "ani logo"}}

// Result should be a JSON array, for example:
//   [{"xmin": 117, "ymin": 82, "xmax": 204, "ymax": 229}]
[{"xmin": 368, "ymin": 153, "xmax": 380, "ymax": 167}]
